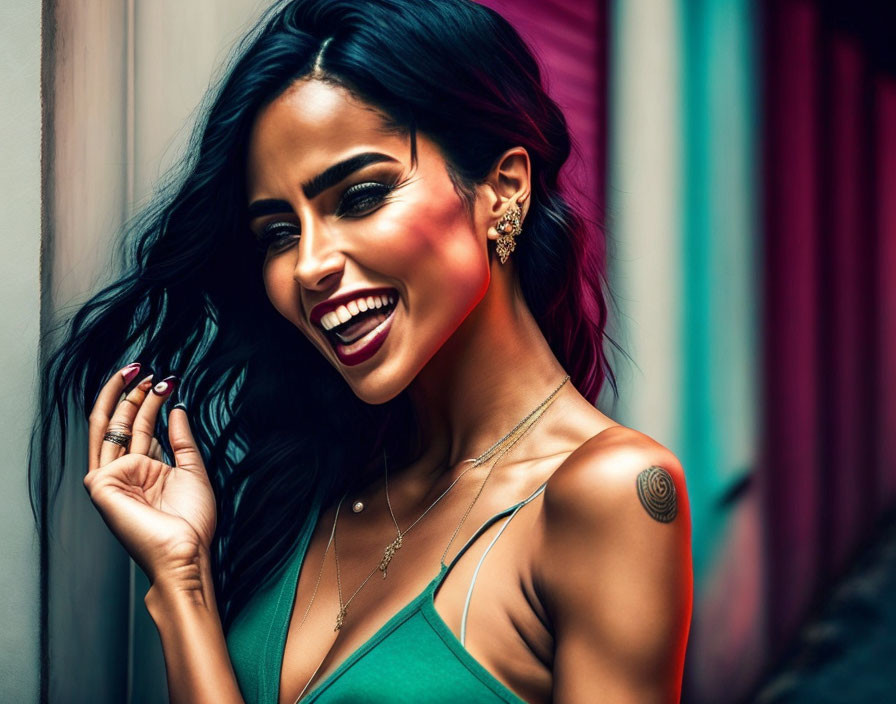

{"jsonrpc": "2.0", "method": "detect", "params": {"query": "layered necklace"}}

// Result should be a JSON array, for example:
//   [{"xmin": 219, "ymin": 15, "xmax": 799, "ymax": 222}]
[{"xmin": 290, "ymin": 375, "xmax": 569, "ymax": 703}]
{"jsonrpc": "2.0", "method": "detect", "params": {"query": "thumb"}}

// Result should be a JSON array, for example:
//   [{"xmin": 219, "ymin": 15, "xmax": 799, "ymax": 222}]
[{"xmin": 168, "ymin": 404, "xmax": 206, "ymax": 475}]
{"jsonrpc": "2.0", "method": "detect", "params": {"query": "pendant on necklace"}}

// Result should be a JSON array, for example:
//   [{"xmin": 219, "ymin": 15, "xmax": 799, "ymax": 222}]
[
  {"xmin": 379, "ymin": 533, "xmax": 403, "ymax": 578},
  {"xmin": 335, "ymin": 605, "xmax": 347, "ymax": 631},
  {"xmin": 352, "ymin": 500, "xmax": 364, "ymax": 513}
]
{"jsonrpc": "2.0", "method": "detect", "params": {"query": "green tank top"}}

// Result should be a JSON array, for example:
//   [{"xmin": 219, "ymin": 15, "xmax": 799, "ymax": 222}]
[{"xmin": 226, "ymin": 480, "xmax": 549, "ymax": 703}]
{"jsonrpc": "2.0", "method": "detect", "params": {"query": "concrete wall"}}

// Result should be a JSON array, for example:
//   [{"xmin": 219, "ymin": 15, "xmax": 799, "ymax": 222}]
[{"xmin": 0, "ymin": 1, "xmax": 43, "ymax": 701}]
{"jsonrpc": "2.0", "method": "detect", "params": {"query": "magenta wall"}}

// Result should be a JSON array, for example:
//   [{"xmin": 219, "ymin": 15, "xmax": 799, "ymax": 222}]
[{"xmin": 475, "ymin": 0, "xmax": 607, "ymax": 219}]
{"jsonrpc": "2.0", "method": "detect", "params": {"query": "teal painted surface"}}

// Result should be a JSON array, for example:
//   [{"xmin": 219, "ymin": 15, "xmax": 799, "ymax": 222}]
[{"xmin": 678, "ymin": 0, "xmax": 759, "ymax": 582}]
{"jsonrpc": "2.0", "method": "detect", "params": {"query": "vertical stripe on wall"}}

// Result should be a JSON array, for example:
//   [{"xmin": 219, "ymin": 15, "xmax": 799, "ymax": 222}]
[
  {"xmin": 679, "ymin": 0, "xmax": 759, "ymax": 579},
  {"xmin": 761, "ymin": 0, "xmax": 823, "ymax": 650},
  {"xmin": 676, "ymin": 4, "xmax": 763, "ymax": 699},
  {"xmin": 608, "ymin": 0, "xmax": 682, "ymax": 449},
  {"xmin": 46, "ymin": 1, "xmax": 133, "ymax": 700},
  {"xmin": 2, "ymin": 1, "xmax": 43, "ymax": 700},
  {"xmin": 875, "ymin": 77, "xmax": 896, "ymax": 509},
  {"xmin": 822, "ymin": 34, "xmax": 872, "ymax": 578}
]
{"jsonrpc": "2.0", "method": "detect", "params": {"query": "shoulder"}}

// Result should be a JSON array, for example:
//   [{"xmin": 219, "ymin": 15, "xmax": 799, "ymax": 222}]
[
  {"xmin": 542, "ymin": 425, "xmax": 689, "ymax": 529},
  {"xmin": 532, "ymin": 425, "xmax": 693, "ymax": 701}
]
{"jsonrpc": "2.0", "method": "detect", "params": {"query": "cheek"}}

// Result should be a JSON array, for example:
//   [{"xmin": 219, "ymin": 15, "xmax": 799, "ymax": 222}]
[
  {"xmin": 374, "ymin": 198, "xmax": 489, "ymax": 326},
  {"xmin": 419, "ymin": 208, "xmax": 487, "ymax": 296},
  {"xmin": 373, "ymin": 194, "xmax": 487, "ymax": 286},
  {"xmin": 262, "ymin": 258, "xmax": 305, "ymax": 328}
]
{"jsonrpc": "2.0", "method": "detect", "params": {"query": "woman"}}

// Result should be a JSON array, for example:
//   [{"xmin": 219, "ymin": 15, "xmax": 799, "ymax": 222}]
[{"xmin": 31, "ymin": 0, "xmax": 692, "ymax": 701}]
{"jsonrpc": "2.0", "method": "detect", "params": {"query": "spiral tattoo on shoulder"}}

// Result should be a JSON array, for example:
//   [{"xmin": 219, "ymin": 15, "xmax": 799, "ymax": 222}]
[{"xmin": 635, "ymin": 466, "xmax": 678, "ymax": 523}]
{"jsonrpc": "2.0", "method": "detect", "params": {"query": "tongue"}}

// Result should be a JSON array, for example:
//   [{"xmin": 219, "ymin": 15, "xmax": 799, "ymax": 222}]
[{"xmin": 335, "ymin": 308, "xmax": 390, "ymax": 344}]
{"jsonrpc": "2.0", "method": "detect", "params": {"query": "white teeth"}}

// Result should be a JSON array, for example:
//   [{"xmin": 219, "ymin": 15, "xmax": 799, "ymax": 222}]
[
  {"xmin": 336, "ymin": 305, "xmax": 352, "ymax": 324},
  {"xmin": 318, "ymin": 292, "xmax": 397, "ymax": 331},
  {"xmin": 321, "ymin": 311, "xmax": 339, "ymax": 330}
]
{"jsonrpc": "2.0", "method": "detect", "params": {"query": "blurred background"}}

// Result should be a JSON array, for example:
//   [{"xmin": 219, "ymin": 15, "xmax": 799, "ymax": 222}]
[{"xmin": 2, "ymin": 0, "xmax": 894, "ymax": 701}]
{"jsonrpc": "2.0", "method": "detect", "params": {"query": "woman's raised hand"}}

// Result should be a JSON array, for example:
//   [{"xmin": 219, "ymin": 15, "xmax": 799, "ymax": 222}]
[{"xmin": 84, "ymin": 363, "xmax": 217, "ymax": 585}]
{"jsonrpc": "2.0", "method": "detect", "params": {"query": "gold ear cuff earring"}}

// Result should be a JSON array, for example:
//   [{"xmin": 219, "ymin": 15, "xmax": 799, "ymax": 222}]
[{"xmin": 495, "ymin": 203, "xmax": 523, "ymax": 264}]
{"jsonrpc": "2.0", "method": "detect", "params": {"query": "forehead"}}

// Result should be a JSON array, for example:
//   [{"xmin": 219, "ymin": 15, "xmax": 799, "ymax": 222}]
[{"xmin": 246, "ymin": 79, "xmax": 406, "ymax": 193}]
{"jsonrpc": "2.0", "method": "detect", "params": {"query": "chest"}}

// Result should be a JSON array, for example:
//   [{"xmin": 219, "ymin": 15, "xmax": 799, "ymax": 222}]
[{"xmin": 278, "ymin": 490, "xmax": 554, "ymax": 703}]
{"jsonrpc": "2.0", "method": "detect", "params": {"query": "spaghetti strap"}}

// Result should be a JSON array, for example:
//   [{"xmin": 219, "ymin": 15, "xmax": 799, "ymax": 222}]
[{"xmin": 436, "ymin": 479, "xmax": 550, "ymax": 644}]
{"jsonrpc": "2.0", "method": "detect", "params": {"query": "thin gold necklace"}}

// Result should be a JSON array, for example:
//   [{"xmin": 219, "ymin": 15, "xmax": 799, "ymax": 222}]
[
  {"xmin": 335, "ymin": 374, "xmax": 569, "ymax": 621},
  {"xmin": 290, "ymin": 375, "xmax": 569, "ymax": 703}
]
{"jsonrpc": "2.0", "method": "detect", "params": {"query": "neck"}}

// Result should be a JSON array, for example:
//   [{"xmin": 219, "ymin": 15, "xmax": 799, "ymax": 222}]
[{"xmin": 401, "ymin": 271, "xmax": 568, "ymax": 487}]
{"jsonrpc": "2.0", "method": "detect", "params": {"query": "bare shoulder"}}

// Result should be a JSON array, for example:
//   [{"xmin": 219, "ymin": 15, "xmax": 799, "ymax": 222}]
[
  {"xmin": 543, "ymin": 425, "xmax": 689, "ymax": 527},
  {"xmin": 532, "ymin": 426, "xmax": 693, "ymax": 702}
]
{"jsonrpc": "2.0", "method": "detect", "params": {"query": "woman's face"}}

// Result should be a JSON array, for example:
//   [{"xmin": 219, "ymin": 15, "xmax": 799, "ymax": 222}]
[{"xmin": 246, "ymin": 79, "xmax": 492, "ymax": 404}]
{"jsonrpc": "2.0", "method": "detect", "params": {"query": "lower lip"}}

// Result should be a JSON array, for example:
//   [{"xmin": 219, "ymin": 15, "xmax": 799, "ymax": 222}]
[{"xmin": 329, "ymin": 306, "xmax": 397, "ymax": 366}]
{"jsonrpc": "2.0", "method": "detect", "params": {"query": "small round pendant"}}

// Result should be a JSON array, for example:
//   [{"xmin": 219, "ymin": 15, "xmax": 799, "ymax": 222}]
[{"xmin": 352, "ymin": 500, "xmax": 365, "ymax": 513}]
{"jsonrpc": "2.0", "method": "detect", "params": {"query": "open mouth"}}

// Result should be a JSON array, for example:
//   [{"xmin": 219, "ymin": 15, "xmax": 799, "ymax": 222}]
[
  {"xmin": 319, "ymin": 292, "xmax": 399, "ymax": 365},
  {"xmin": 323, "ymin": 295, "xmax": 396, "ymax": 343}
]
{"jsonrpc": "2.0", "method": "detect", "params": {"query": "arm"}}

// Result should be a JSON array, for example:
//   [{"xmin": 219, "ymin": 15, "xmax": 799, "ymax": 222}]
[
  {"xmin": 534, "ymin": 428, "xmax": 693, "ymax": 703},
  {"xmin": 83, "ymin": 365, "xmax": 244, "ymax": 703},
  {"xmin": 144, "ymin": 547, "xmax": 245, "ymax": 704}
]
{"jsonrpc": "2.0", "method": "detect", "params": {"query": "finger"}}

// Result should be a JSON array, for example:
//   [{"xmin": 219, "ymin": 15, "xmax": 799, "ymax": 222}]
[
  {"xmin": 168, "ymin": 407, "xmax": 207, "ymax": 476},
  {"xmin": 129, "ymin": 376, "xmax": 180, "ymax": 457},
  {"xmin": 98, "ymin": 374, "xmax": 156, "ymax": 468},
  {"xmin": 88, "ymin": 362, "xmax": 145, "ymax": 473}
]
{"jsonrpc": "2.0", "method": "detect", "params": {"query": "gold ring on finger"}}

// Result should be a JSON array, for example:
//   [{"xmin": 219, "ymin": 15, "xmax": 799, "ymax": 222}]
[{"xmin": 102, "ymin": 431, "xmax": 132, "ymax": 448}]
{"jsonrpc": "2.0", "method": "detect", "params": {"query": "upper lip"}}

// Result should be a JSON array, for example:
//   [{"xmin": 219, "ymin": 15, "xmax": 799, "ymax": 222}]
[{"xmin": 309, "ymin": 286, "xmax": 398, "ymax": 327}]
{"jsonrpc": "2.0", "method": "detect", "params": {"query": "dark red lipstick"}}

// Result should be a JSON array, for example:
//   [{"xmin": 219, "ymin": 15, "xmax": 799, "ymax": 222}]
[
  {"xmin": 331, "ymin": 304, "xmax": 397, "ymax": 366},
  {"xmin": 309, "ymin": 285, "xmax": 398, "ymax": 327}
]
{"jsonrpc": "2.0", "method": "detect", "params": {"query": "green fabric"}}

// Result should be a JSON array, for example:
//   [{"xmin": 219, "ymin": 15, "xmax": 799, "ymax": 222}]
[{"xmin": 226, "ymin": 488, "xmax": 543, "ymax": 703}]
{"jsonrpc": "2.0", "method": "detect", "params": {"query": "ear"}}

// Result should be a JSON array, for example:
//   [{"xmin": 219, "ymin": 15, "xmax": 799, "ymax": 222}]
[{"xmin": 477, "ymin": 147, "xmax": 532, "ymax": 241}]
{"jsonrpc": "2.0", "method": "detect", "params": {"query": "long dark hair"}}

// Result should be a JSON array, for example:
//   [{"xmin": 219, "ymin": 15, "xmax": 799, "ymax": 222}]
[{"xmin": 29, "ymin": 0, "xmax": 616, "ymax": 631}]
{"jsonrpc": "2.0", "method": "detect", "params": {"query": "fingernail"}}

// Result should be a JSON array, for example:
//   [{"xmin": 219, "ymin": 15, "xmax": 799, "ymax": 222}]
[
  {"xmin": 136, "ymin": 374, "xmax": 155, "ymax": 391},
  {"xmin": 173, "ymin": 401, "xmax": 187, "ymax": 412},
  {"xmin": 120, "ymin": 363, "xmax": 141, "ymax": 384},
  {"xmin": 152, "ymin": 375, "xmax": 180, "ymax": 397}
]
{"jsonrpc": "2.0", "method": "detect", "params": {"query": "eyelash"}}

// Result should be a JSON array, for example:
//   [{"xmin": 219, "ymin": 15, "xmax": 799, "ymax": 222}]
[{"xmin": 255, "ymin": 182, "xmax": 396, "ymax": 254}]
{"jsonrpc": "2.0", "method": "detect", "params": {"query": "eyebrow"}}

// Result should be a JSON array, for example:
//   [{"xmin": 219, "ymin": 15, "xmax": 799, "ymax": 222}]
[{"xmin": 247, "ymin": 151, "xmax": 399, "ymax": 221}]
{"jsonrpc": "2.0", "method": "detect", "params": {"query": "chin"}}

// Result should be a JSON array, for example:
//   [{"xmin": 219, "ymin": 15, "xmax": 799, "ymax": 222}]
[
  {"xmin": 341, "ymin": 370, "xmax": 408, "ymax": 406},
  {"xmin": 335, "ymin": 340, "xmax": 432, "ymax": 405}
]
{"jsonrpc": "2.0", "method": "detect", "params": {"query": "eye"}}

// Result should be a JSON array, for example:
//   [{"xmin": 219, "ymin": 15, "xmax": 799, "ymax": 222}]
[
  {"xmin": 255, "ymin": 221, "xmax": 300, "ymax": 254},
  {"xmin": 335, "ymin": 182, "xmax": 396, "ymax": 218}
]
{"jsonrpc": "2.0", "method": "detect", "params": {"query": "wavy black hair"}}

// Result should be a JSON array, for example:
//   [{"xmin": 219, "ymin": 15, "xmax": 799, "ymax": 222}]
[{"xmin": 29, "ymin": 0, "xmax": 616, "ymax": 631}]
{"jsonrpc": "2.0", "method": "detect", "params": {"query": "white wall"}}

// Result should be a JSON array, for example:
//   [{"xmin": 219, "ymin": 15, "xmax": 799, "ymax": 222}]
[
  {"xmin": 0, "ymin": 1, "xmax": 42, "ymax": 701},
  {"xmin": 608, "ymin": 0, "xmax": 683, "ymax": 447}
]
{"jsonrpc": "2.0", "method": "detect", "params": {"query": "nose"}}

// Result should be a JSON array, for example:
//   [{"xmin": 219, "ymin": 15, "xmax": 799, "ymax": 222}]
[{"xmin": 292, "ymin": 212, "xmax": 345, "ymax": 291}]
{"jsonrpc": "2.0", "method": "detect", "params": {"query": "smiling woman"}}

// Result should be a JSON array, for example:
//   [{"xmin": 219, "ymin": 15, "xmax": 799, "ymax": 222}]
[{"xmin": 29, "ymin": 1, "xmax": 692, "ymax": 702}]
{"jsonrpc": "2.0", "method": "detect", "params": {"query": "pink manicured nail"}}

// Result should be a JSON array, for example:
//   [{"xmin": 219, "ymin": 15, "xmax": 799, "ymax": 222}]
[
  {"xmin": 120, "ymin": 363, "xmax": 141, "ymax": 384},
  {"xmin": 137, "ymin": 374, "xmax": 155, "ymax": 390},
  {"xmin": 152, "ymin": 375, "xmax": 180, "ymax": 397}
]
